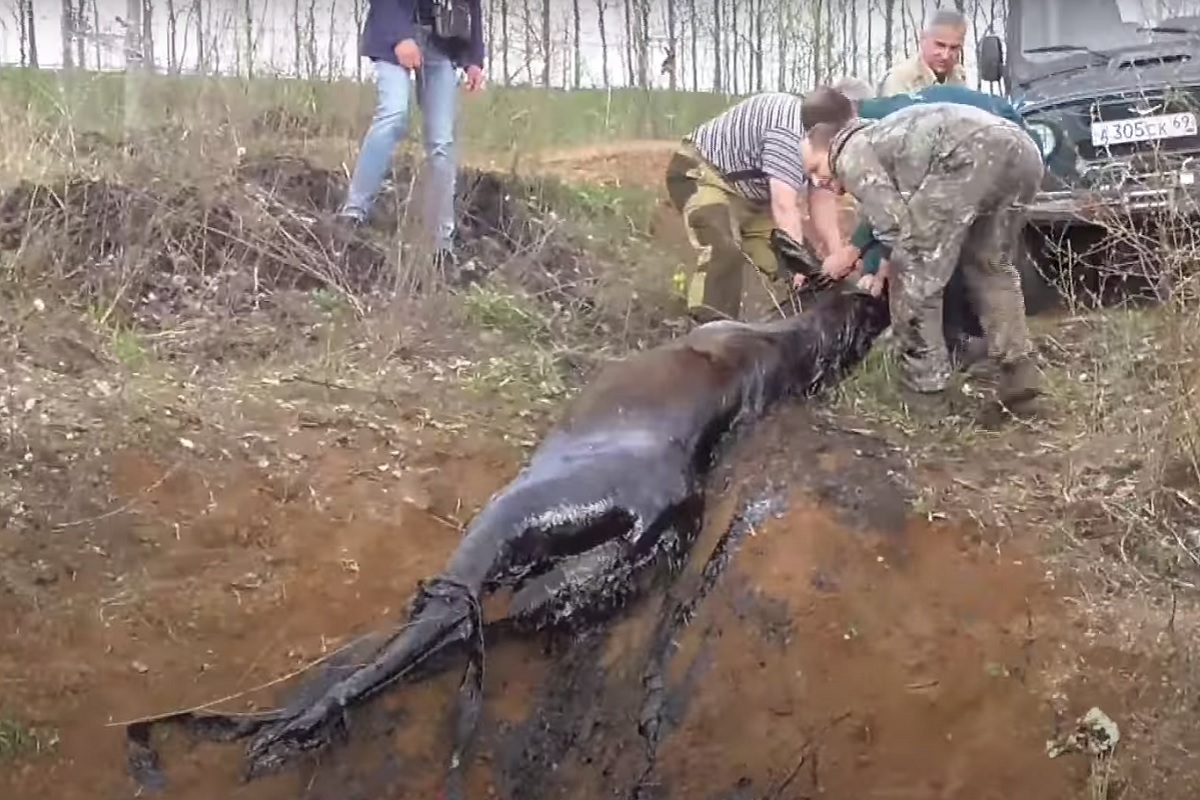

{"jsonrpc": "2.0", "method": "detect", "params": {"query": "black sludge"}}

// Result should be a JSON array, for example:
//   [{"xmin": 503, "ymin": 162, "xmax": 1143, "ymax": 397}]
[{"xmin": 122, "ymin": 287, "xmax": 890, "ymax": 795}]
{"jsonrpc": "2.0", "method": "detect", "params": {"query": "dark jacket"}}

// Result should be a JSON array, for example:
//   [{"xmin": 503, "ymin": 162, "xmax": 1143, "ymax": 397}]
[{"xmin": 362, "ymin": 0, "xmax": 485, "ymax": 70}]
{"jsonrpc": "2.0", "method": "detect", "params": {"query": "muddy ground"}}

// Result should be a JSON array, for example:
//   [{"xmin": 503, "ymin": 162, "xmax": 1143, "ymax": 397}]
[{"xmin": 1, "ymin": 143, "xmax": 1198, "ymax": 800}]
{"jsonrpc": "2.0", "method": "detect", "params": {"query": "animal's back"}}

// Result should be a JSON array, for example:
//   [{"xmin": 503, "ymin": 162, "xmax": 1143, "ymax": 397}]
[{"xmin": 556, "ymin": 327, "xmax": 779, "ymax": 439}]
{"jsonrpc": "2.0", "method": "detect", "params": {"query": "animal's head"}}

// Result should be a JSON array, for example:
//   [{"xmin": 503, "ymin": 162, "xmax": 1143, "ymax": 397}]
[{"xmin": 775, "ymin": 288, "xmax": 890, "ymax": 397}]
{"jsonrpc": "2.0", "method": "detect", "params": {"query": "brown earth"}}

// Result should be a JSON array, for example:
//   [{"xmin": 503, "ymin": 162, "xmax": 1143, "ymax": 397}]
[
  {"xmin": 0, "ymin": 144, "xmax": 1197, "ymax": 800},
  {"xmin": 2, "ymin": 392, "xmax": 1193, "ymax": 800}
]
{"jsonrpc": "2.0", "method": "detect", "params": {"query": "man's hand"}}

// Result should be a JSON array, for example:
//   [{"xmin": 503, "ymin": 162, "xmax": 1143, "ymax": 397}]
[
  {"xmin": 464, "ymin": 65, "xmax": 486, "ymax": 92},
  {"xmin": 395, "ymin": 39, "xmax": 422, "ymax": 69},
  {"xmin": 821, "ymin": 244, "xmax": 861, "ymax": 281},
  {"xmin": 857, "ymin": 259, "xmax": 894, "ymax": 297}
]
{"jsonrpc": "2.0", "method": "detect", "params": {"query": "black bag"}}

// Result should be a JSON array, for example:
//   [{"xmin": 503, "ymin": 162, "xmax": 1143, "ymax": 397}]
[{"xmin": 430, "ymin": 0, "xmax": 473, "ymax": 44}]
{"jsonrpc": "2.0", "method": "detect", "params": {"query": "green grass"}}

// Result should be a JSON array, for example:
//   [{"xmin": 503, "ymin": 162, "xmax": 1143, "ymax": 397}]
[
  {"xmin": 0, "ymin": 714, "xmax": 57, "ymax": 760},
  {"xmin": 0, "ymin": 67, "xmax": 736, "ymax": 155}
]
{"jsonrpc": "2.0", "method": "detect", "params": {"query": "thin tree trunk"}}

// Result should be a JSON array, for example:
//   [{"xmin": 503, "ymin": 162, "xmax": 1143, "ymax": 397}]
[
  {"xmin": 93, "ymin": 0, "xmax": 102, "ymax": 67},
  {"xmin": 165, "ymin": 0, "xmax": 179, "ymax": 72},
  {"xmin": 142, "ymin": 0, "xmax": 155, "ymax": 70},
  {"xmin": 596, "ymin": 0, "xmax": 609, "ymax": 87},
  {"xmin": 688, "ymin": 0, "xmax": 697, "ymax": 91},
  {"xmin": 572, "ymin": 0, "xmax": 581, "ymax": 87},
  {"xmin": 623, "ymin": 0, "xmax": 634, "ymax": 86},
  {"xmin": 666, "ymin": 0, "xmax": 677, "ymax": 90},
  {"xmin": 352, "ymin": 0, "xmax": 365, "ymax": 79},
  {"xmin": 753, "ymin": 0, "xmax": 764, "ymax": 91},
  {"xmin": 304, "ymin": 0, "xmax": 318, "ymax": 77},
  {"xmin": 25, "ymin": 0, "xmax": 38, "ymax": 68},
  {"xmin": 851, "ymin": 0, "xmax": 860, "ymax": 78},
  {"xmin": 194, "ymin": 0, "xmax": 206, "ymax": 73},
  {"xmin": 811, "ymin": 0, "xmax": 821, "ymax": 86},
  {"xmin": 75, "ymin": 0, "xmax": 87, "ymax": 68},
  {"xmin": 637, "ymin": 0, "xmax": 649, "ymax": 87},
  {"xmin": 866, "ymin": 0, "xmax": 874, "ymax": 82},
  {"xmin": 884, "ymin": 0, "xmax": 895, "ymax": 71},
  {"xmin": 499, "ymin": 0, "xmax": 509, "ymax": 80},
  {"xmin": 540, "ymin": 0, "xmax": 550, "ymax": 86},
  {"xmin": 777, "ymin": 0, "xmax": 787, "ymax": 91},
  {"xmin": 522, "ymin": 0, "xmax": 534, "ymax": 83},
  {"xmin": 243, "ymin": 0, "xmax": 255, "ymax": 78},
  {"xmin": 485, "ymin": 0, "xmax": 495, "ymax": 80},
  {"xmin": 327, "ymin": 0, "xmax": 338, "ymax": 79},
  {"xmin": 729, "ymin": 0, "xmax": 738, "ymax": 94},
  {"xmin": 293, "ymin": 0, "xmax": 303, "ymax": 73},
  {"xmin": 61, "ymin": 0, "xmax": 75, "ymax": 69},
  {"xmin": 15, "ymin": 2, "xmax": 27, "ymax": 67},
  {"xmin": 711, "ymin": 0, "xmax": 720, "ymax": 91}
]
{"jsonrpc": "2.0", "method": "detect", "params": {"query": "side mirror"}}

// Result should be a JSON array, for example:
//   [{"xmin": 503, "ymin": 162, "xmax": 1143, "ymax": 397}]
[{"xmin": 978, "ymin": 35, "xmax": 1004, "ymax": 83}]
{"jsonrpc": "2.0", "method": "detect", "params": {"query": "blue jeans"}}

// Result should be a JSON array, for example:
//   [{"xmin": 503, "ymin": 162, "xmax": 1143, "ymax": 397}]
[{"xmin": 341, "ymin": 34, "xmax": 460, "ymax": 251}]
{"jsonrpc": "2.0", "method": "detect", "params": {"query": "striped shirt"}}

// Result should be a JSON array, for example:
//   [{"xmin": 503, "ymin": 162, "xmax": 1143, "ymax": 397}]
[{"xmin": 685, "ymin": 92, "xmax": 808, "ymax": 202}]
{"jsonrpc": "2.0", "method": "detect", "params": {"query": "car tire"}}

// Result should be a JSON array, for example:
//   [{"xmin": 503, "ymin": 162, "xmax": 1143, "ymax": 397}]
[{"xmin": 1016, "ymin": 226, "xmax": 1061, "ymax": 317}]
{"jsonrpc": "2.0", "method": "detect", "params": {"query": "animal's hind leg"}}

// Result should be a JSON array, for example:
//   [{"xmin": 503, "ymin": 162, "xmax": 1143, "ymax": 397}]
[{"xmin": 502, "ymin": 540, "xmax": 641, "ymax": 631}]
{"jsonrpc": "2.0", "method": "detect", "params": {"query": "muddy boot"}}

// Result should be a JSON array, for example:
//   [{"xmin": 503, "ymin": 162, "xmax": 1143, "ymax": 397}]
[
  {"xmin": 996, "ymin": 356, "xmax": 1042, "ymax": 410},
  {"xmin": 949, "ymin": 334, "xmax": 989, "ymax": 372}
]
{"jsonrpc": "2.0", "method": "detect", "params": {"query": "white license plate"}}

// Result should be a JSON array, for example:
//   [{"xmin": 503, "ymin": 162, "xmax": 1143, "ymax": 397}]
[{"xmin": 1091, "ymin": 112, "xmax": 1199, "ymax": 147}]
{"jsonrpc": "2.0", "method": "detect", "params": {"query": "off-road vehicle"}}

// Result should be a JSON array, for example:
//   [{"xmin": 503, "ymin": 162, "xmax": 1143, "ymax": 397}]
[{"xmin": 978, "ymin": 0, "xmax": 1200, "ymax": 311}]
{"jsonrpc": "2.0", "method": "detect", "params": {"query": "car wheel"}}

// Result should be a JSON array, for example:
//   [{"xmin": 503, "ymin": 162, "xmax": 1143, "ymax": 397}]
[{"xmin": 1016, "ymin": 226, "xmax": 1061, "ymax": 317}]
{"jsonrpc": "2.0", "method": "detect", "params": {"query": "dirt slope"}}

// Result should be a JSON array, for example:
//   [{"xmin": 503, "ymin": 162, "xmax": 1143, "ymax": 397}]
[
  {"xmin": 4, "ymin": 396, "xmax": 1188, "ymax": 800},
  {"xmin": 1, "ymin": 146, "xmax": 1197, "ymax": 800}
]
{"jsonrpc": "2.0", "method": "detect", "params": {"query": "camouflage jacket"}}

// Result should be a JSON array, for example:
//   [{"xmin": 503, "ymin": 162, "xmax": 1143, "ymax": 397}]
[
  {"xmin": 878, "ymin": 54, "xmax": 968, "ymax": 96},
  {"xmin": 830, "ymin": 103, "xmax": 1021, "ymax": 272},
  {"xmin": 850, "ymin": 86, "xmax": 1048, "ymax": 273}
]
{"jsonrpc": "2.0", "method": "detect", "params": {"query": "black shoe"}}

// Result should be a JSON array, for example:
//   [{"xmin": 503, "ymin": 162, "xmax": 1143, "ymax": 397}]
[{"xmin": 334, "ymin": 212, "xmax": 366, "ymax": 231}]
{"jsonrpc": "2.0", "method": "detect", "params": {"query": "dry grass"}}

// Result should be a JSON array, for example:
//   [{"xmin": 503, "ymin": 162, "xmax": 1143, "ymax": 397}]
[
  {"xmin": 0, "ymin": 71, "xmax": 701, "ymax": 506},
  {"xmin": 830, "ymin": 183, "xmax": 1200, "ymax": 595}
]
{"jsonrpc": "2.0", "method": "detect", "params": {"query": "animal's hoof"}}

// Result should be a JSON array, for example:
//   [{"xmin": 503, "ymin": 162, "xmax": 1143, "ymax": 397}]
[{"xmin": 243, "ymin": 700, "xmax": 343, "ymax": 777}]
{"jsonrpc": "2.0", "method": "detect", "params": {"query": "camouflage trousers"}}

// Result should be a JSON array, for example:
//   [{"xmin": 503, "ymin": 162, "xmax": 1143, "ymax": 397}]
[
  {"xmin": 664, "ymin": 143, "xmax": 782, "ymax": 321},
  {"xmin": 890, "ymin": 125, "xmax": 1044, "ymax": 393}
]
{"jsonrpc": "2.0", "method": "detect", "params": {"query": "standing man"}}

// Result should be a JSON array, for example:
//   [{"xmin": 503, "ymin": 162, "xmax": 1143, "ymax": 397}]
[
  {"xmin": 800, "ymin": 104, "xmax": 1045, "ymax": 411},
  {"xmin": 664, "ymin": 92, "xmax": 849, "ymax": 323},
  {"xmin": 338, "ymin": 0, "xmax": 486, "ymax": 270},
  {"xmin": 879, "ymin": 9, "xmax": 969, "ymax": 95}
]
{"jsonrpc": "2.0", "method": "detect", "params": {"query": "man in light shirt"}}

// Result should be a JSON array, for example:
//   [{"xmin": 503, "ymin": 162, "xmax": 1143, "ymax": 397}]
[{"xmin": 879, "ymin": 9, "xmax": 969, "ymax": 95}]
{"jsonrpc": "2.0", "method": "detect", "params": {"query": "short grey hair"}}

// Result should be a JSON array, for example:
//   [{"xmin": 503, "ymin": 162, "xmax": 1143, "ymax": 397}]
[
  {"xmin": 831, "ymin": 76, "xmax": 875, "ymax": 102},
  {"xmin": 925, "ymin": 9, "xmax": 967, "ymax": 34}
]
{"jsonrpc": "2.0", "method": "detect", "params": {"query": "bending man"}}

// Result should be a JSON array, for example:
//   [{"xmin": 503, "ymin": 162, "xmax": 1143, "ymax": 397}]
[
  {"xmin": 808, "ymin": 78, "xmax": 1046, "ymax": 293},
  {"xmin": 665, "ymin": 91, "xmax": 849, "ymax": 323},
  {"xmin": 801, "ymin": 104, "xmax": 1044, "ymax": 410}
]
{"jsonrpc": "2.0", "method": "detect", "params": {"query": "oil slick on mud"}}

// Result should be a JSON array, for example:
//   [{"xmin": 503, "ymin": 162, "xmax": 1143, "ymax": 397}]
[{"xmin": 123, "ymin": 287, "xmax": 891, "ymax": 795}]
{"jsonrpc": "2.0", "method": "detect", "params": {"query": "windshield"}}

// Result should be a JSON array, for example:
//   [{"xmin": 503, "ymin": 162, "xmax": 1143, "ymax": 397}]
[{"xmin": 1020, "ymin": 0, "xmax": 1200, "ymax": 59}]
